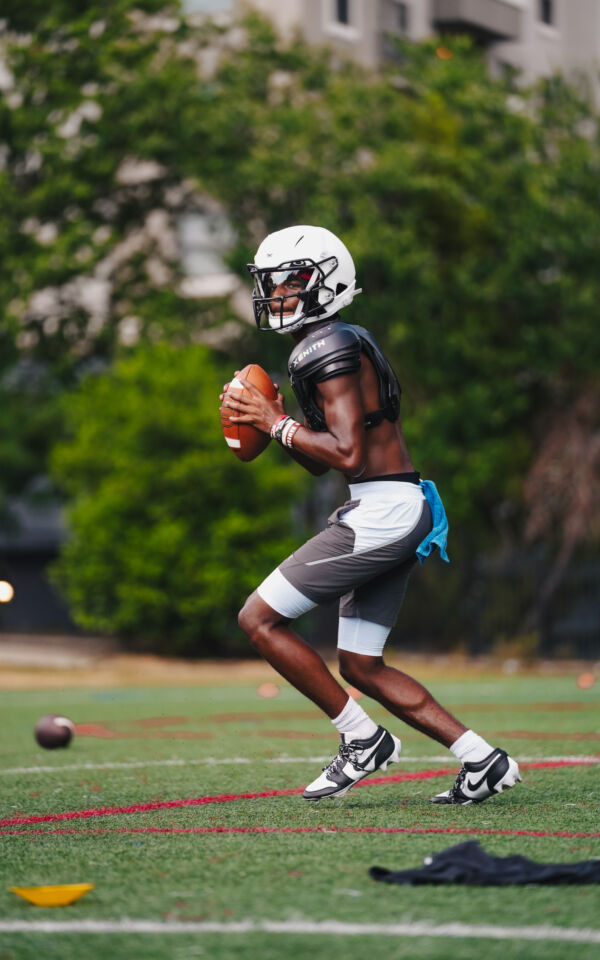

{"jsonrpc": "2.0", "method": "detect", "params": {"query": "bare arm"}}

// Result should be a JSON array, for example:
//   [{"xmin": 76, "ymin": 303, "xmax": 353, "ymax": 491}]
[
  {"xmin": 219, "ymin": 376, "xmax": 329, "ymax": 475},
  {"xmin": 221, "ymin": 372, "xmax": 366, "ymax": 476},
  {"xmin": 290, "ymin": 374, "xmax": 366, "ymax": 475},
  {"xmin": 285, "ymin": 439, "xmax": 331, "ymax": 476}
]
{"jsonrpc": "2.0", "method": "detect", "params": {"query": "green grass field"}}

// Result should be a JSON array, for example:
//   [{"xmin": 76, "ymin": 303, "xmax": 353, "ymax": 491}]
[{"xmin": 0, "ymin": 665, "xmax": 599, "ymax": 959}]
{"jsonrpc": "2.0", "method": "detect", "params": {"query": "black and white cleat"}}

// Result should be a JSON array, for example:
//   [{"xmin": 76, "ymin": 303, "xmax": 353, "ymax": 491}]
[
  {"xmin": 431, "ymin": 748, "xmax": 522, "ymax": 805},
  {"xmin": 303, "ymin": 725, "xmax": 402, "ymax": 801}
]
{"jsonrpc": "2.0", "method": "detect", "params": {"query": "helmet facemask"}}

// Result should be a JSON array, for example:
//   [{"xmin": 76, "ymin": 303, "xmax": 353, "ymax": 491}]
[{"xmin": 248, "ymin": 256, "xmax": 338, "ymax": 332}]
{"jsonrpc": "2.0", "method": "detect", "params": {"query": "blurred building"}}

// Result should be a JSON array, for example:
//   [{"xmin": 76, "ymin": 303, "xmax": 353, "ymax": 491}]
[
  {"xmin": 247, "ymin": 0, "xmax": 600, "ymax": 89},
  {"xmin": 0, "ymin": 498, "xmax": 76, "ymax": 633}
]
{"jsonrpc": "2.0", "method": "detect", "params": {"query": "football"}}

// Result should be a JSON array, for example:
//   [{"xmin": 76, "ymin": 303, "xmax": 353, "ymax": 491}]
[
  {"xmin": 221, "ymin": 363, "xmax": 277, "ymax": 462},
  {"xmin": 34, "ymin": 714, "xmax": 75, "ymax": 749}
]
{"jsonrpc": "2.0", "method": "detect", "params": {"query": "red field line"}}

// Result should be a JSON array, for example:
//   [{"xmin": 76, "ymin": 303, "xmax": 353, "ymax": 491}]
[
  {"xmin": 0, "ymin": 768, "xmax": 458, "ymax": 827},
  {"xmin": 495, "ymin": 731, "xmax": 600, "ymax": 741},
  {"xmin": 0, "ymin": 759, "xmax": 594, "ymax": 831},
  {"xmin": 74, "ymin": 714, "xmax": 600, "ymax": 742},
  {"xmin": 75, "ymin": 722, "xmax": 212, "ymax": 741},
  {"xmin": 2, "ymin": 825, "xmax": 600, "ymax": 839}
]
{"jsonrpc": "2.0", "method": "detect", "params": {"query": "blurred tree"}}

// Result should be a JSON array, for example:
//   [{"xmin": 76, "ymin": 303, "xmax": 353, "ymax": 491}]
[
  {"xmin": 49, "ymin": 344, "xmax": 308, "ymax": 653},
  {"xmin": 0, "ymin": 1, "xmax": 249, "ymax": 506},
  {"xmin": 521, "ymin": 384, "xmax": 600, "ymax": 627},
  {"xmin": 200, "ymin": 31, "xmax": 600, "ymax": 538},
  {"xmin": 1, "ymin": 4, "xmax": 599, "ymax": 647}
]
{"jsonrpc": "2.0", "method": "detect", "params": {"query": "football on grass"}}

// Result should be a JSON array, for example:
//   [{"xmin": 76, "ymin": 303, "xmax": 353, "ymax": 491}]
[
  {"xmin": 221, "ymin": 363, "xmax": 277, "ymax": 462},
  {"xmin": 34, "ymin": 714, "xmax": 75, "ymax": 749}
]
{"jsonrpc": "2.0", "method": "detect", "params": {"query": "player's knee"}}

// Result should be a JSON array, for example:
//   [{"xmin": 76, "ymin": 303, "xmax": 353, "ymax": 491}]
[
  {"xmin": 238, "ymin": 597, "xmax": 274, "ymax": 650},
  {"xmin": 338, "ymin": 657, "xmax": 357, "ymax": 686},
  {"xmin": 238, "ymin": 597, "xmax": 258, "ymax": 640},
  {"xmin": 338, "ymin": 653, "xmax": 379, "ymax": 692}
]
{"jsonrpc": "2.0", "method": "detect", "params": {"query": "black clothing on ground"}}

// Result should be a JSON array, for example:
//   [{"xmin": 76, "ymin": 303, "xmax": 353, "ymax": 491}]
[{"xmin": 370, "ymin": 840, "xmax": 600, "ymax": 886}]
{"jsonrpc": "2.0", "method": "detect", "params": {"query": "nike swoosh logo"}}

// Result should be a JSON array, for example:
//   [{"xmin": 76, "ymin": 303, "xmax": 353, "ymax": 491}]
[
  {"xmin": 354, "ymin": 733, "xmax": 387, "ymax": 770},
  {"xmin": 466, "ymin": 772, "xmax": 490, "ymax": 792},
  {"xmin": 466, "ymin": 751, "xmax": 507, "ymax": 792}
]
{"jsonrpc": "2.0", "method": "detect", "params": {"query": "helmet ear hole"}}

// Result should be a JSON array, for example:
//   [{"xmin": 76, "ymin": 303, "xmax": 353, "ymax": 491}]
[
  {"xmin": 336, "ymin": 282, "xmax": 347, "ymax": 295},
  {"xmin": 317, "ymin": 286, "xmax": 334, "ymax": 307}
]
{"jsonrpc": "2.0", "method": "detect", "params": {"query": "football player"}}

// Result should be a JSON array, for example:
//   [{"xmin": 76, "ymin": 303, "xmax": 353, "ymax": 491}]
[{"xmin": 220, "ymin": 225, "xmax": 520, "ymax": 805}]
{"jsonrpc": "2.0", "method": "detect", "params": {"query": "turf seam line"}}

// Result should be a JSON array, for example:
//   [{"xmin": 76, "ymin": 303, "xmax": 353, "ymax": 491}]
[
  {"xmin": 2, "ymin": 754, "xmax": 598, "ymax": 776},
  {"xmin": 3, "ymin": 825, "xmax": 599, "ymax": 838},
  {"xmin": 0, "ymin": 919, "xmax": 599, "ymax": 942}
]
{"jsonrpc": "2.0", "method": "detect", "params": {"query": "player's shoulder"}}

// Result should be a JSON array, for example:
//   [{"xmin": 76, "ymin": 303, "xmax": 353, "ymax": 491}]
[{"xmin": 288, "ymin": 320, "xmax": 362, "ymax": 383}]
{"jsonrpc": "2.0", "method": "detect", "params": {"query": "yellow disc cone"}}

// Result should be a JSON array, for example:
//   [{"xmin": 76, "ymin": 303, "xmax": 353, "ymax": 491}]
[{"xmin": 10, "ymin": 883, "xmax": 94, "ymax": 907}]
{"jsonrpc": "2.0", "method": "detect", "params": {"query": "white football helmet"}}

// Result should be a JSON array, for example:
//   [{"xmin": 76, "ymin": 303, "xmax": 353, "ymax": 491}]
[{"xmin": 247, "ymin": 225, "xmax": 361, "ymax": 333}]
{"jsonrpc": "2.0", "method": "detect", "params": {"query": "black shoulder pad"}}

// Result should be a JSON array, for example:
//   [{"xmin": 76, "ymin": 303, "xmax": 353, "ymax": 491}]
[{"xmin": 288, "ymin": 321, "xmax": 361, "ymax": 384}]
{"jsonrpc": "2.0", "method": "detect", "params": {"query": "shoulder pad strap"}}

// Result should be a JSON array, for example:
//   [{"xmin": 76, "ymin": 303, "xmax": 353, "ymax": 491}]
[{"xmin": 288, "ymin": 322, "xmax": 361, "ymax": 384}]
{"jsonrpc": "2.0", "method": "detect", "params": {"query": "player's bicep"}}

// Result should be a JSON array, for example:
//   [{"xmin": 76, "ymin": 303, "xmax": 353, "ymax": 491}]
[{"xmin": 316, "ymin": 372, "xmax": 366, "ymax": 451}]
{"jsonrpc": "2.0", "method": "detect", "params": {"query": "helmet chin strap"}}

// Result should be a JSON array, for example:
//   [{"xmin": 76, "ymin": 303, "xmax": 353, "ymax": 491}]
[
  {"xmin": 268, "ymin": 284, "xmax": 362, "ymax": 332},
  {"xmin": 268, "ymin": 308, "xmax": 303, "ymax": 332}
]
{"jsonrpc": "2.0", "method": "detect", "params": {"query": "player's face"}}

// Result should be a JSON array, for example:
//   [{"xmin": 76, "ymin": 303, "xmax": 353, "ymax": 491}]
[
  {"xmin": 264, "ymin": 269, "xmax": 310, "ymax": 316},
  {"xmin": 272, "ymin": 277, "xmax": 305, "ymax": 314}
]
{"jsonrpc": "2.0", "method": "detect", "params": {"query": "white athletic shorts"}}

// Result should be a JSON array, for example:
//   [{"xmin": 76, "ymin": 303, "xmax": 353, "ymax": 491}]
[{"xmin": 257, "ymin": 480, "xmax": 432, "ymax": 656}]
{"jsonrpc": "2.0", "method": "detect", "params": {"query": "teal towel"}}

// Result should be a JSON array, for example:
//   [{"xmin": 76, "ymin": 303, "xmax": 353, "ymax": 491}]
[{"xmin": 417, "ymin": 480, "xmax": 450, "ymax": 564}]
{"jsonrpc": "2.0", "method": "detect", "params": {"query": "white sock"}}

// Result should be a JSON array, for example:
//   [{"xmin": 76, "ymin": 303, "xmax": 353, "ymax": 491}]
[
  {"xmin": 450, "ymin": 729, "xmax": 495, "ymax": 764},
  {"xmin": 332, "ymin": 696, "xmax": 378, "ymax": 741}
]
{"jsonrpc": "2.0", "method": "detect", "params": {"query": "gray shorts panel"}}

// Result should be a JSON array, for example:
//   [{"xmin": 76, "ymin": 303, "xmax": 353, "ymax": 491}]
[
  {"xmin": 338, "ymin": 556, "xmax": 417, "ymax": 627},
  {"xmin": 279, "ymin": 499, "xmax": 432, "ymax": 627}
]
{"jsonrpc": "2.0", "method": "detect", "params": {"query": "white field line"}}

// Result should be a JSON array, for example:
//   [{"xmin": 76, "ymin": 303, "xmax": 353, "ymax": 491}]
[
  {"xmin": 0, "ymin": 919, "xmax": 599, "ymax": 942},
  {"xmin": 1, "ymin": 754, "xmax": 598, "ymax": 776}
]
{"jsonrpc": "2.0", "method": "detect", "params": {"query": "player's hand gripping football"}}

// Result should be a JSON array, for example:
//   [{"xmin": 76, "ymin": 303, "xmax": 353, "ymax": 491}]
[{"xmin": 220, "ymin": 371, "xmax": 285, "ymax": 435}]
